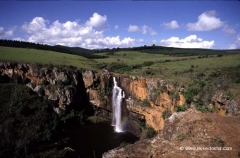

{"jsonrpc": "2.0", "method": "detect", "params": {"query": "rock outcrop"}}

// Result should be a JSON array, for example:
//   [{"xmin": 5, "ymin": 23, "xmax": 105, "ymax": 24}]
[
  {"xmin": 103, "ymin": 108, "xmax": 240, "ymax": 158},
  {"xmin": 211, "ymin": 91, "xmax": 240, "ymax": 116},
  {"xmin": 0, "ymin": 62, "xmax": 89, "ymax": 111}
]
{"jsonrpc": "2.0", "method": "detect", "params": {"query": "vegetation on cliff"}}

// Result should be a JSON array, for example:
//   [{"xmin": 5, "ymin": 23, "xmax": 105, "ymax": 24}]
[{"xmin": 0, "ymin": 83, "xmax": 85, "ymax": 157}]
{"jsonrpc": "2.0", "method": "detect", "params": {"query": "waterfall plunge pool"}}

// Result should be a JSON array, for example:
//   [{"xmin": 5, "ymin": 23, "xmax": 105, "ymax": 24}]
[{"xmin": 66, "ymin": 122, "xmax": 139, "ymax": 158}]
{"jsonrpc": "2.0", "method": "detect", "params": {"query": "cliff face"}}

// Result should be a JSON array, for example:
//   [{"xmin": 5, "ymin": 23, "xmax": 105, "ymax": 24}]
[
  {"xmin": 82, "ymin": 72, "xmax": 185, "ymax": 131},
  {"xmin": 0, "ymin": 62, "xmax": 183, "ymax": 131},
  {"xmin": 0, "ymin": 62, "xmax": 89, "ymax": 112},
  {"xmin": 1, "ymin": 62, "xmax": 239, "ymax": 132}
]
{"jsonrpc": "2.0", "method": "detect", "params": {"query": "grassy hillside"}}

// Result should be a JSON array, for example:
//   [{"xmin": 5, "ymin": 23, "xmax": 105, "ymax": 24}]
[
  {"xmin": 0, "ymin": 46, "xmax": 98, "ymax": 70},
  {"xmin": 1, "ymin": 46, "xmax": 240, "ymax": 86}
]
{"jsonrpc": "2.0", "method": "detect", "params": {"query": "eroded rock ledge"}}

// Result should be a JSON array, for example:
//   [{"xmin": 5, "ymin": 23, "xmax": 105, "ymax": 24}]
[{"xmin": 103, "ymin": 108, "xmax": 240, "ymax": 158}]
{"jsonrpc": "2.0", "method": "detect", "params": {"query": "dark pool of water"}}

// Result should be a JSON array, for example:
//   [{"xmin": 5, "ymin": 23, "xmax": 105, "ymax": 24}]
[{"xmin": 66, "ymin": 122, "xmax": 139, "ymax": 158}]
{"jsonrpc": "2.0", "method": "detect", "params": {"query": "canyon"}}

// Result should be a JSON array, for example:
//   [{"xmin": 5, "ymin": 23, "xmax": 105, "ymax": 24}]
[{"xmin": 0, "ymin": 61, "xmax": 240, "ymax": 157}]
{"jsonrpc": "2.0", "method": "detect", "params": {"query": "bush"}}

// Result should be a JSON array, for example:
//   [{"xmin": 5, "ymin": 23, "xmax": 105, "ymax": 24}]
[
  {"xmin": 41, "ymin": 79, "xmax": 49, "ymax": 85},
  {"xmin": 175, "ymin": 133, "xmax": 189, "ymax": 141},
  {"xmin": 184, "ymin": 87, "xmax": 200, "ymax": 104},
  {"xmin": 146, "ymin": 126, "xmax": 157, "ymax": 138},
  {"xmin": 226, "ymin": 91, "xmax": 235, "ymax": 100},
  {"xmin": 206, "ymin": 118, "xmax": 212, "ymax": 122},
  {"xmin": 160, "ymin": 85, "xmax": 167, "ymax": 92},
  {"xmin": 107, "ymin": 62, "xmax": 132, "ymax": 72},
  {"xmin": 144, "ymin": 69, "xmax": 155, "ymax": 76},
  {"xmin": 162, "ymin": 108, "xmax": 171, "ymax": 119},
  {"xmin": 209, "ymin": 71, "xmax": 221, "ymax": 77},
  {"xmin": 195, "ymin": 104, "xmax": 218, "ymax": 113},
  {"xmin": 142, "ymin": 99, "xmax": 151, "ymax": 107},
  {"xmin": 142, "ymin": 61, "xmax": 154, "ymax": 66},
  {"xmin": 175, "ymin": 105, "xmax": 187, "ymax": 112},
  {"xmin": 197, "ymin": 72, "xmax": 205, "ymax": 78}
]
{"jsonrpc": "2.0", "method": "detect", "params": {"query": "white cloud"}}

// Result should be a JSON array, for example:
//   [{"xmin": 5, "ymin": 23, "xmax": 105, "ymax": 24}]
[
  {"xmin": 128, "ymin": 24, "xmax": 157, "ymax": 35},
  {"xmin": 163, "ymin": 20, "xmax": 180, "ymax": 29},
  {"xmin": 12, "ymin": 37, "xmax": 25, "ymax": 41},
  {"xmin": 22, "ymin": 17, "xmax": 47, "ymax": 33},
  {"xmin": 114, "ymin": 25, "xmax": 119, "ymax": 30},
  {"xmin": 142, "ymin": 25, "xmax": 157, "ymax": 35},
  {"xmin": 160, "ymin": 35, "xmax": 214, "ymax": 49},
  {"xmin": 229, "ymin": 34, "xmax": 240, "ymax": 49},
  {"xmin": 187, "ymin": 10, "xmax": 224, "ymax": 31},
  {"xmin": 127, "ymin": 25, "xmax": 140, "ymax": 32},
  {"xmin": 85, "ymin": 13, "xmax": 107, "ymax": 28},
  {"xmin": 0, "ymin": 27, "xmax": 14, "ymax": 38},
  {"xmin": 21, "ymin": 15, "xmax": 138, "ymax": 49},
  {"xmin": 222, "ymin": 25, "xmax": 236, "ymax": 35}
]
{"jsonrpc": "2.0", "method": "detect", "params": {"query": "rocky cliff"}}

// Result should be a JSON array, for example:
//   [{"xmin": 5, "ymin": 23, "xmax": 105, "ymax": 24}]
[
  {"xmin": 103, "ymin": 108, "xmax": 240, "ymax": 158},
  {"xmin": 1, "ymin": 62, "xmax": 239, "ymax": 132},
  {"xmin": 0, "ymin": 62, "xmax": 90, "ymax": 113}
]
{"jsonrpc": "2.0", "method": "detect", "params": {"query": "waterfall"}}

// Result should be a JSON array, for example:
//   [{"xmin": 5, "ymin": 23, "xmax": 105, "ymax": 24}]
[{"xmin": 112, "ymin": 77, "xmax": 125, "ymax": 133}]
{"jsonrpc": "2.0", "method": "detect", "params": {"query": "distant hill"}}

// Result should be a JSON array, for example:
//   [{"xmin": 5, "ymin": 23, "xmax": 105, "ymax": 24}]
[
  {"xmin": 0, "ymin": 39, "xmax": 106, "ymax": 59},
  {"xmin": 1, "ymin": 39, "xmax": 240, "ymax": 58}
]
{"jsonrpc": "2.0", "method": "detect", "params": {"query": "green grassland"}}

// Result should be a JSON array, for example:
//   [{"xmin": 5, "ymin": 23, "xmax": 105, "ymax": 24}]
[
  {"xmin": 0, "ymin": 46, "xmax": 97, "ymax": 70},
  {"xmin": 94, "ymin": 51, "xmax": 195, "ymax": 65},
  {"xmin": 1, "ymin": 46, "xmax": 240, "ymax": 83}
]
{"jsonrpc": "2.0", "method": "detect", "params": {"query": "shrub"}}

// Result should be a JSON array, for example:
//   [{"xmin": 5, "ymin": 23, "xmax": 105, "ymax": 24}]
[
  {"xmin": 226, "ymin": 91, "xmax": 235, "ymax": 100},
  {"xmin": 197, "ymin": 72, "xmax": 205, "ymax": 78},
  {"xmin": 235, "ymin": 78, "xmax": 240, "ymax": 84},
  {"xmin": 206, "ymin": 118, "xmax": 212, "ymax": 122},
  {"xmin": 209, "ymin": 71, "xmax": 221, "ymax": 77},
  {"xmin": 175, "ymin": 133, "xmax": 189, "ymax": 141},
  {"xmin": 212, "ymin": 135, "xmax": 225, "ymax": 145},
  {"xmin": 175, "ymin": 105, "xmax": 187, "ymax": 112},
  {"xmin": 162, "ymin": 108, "xmax": 171, "ymax": 119},
  {"xmin": 120, "ymin": 141, "xmax": 130, "ymax": 147},
  {"xmin": 41, "ymin": 79, "xmax": 49, "ymax": 85},
  {"xmin": 184, "ymin": 87, "xmax": 200, "ymax": 104},
  {"xmin": 107, "ymin": 62, "xmax": 132, "ymax": 72},
  {"xmin": 160, "ymin": 85, "xmax": 167, "ymax": 92},
  {"xmin": 195, "ymin": 104, "xmax": 218, "ymax": 113},
  {"xmin": 142, "ymin": 99, "xmax": 151, "ymax": 107},
  {"xmin": 22, "ymin": 77, "xmax": 30, "ymax": 84},
  {"xmin": 144, "ymin": 69, "xmax": 155, "ymax": 76},
  {"xmin": 142, "ymin": 61, "xmax": 154, "ymax": 66},
  {"xmin": 146, "ymin": 126, "xmax": 157, "ymax": 138}
]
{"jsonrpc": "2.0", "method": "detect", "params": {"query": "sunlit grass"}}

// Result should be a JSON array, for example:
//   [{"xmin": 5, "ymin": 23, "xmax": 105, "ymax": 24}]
[{"xmin": 0, "ymin": 46, "xmax": 98, "ymax": 70}]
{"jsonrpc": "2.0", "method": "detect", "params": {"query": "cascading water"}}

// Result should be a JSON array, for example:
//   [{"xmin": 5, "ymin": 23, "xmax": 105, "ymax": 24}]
[{"xmin": 111, "ymin": 77, "xmax": 125, "ymax": 133}]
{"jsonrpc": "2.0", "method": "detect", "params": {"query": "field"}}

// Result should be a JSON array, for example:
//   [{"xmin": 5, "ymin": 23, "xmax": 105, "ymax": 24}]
[{"xmin": 0, "ymin": 46, "xmax": 97, "ymax": 70}]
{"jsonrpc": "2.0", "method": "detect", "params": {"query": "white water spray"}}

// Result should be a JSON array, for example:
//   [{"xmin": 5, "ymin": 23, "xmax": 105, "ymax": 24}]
[{"xmin": 112, "ymin": 77, "xmax": 125, "ymax": 132}]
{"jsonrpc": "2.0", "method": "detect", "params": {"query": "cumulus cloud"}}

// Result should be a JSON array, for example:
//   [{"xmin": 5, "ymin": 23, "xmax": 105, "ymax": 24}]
[
  {"xmin": 22, "ymin": 17, "xmax": 47, "ymax": 33},
  {"xmin": 128, "ymin": 24, "xmax": 157, "ymax": 35},
  {"xmin": 229, "ymin": 34, "xmax": 240, "ymax": 49},
  {"xmin": 162, "ymin": 20, "xmax": 180, "ymax": 29},
  {"xmin": 127, "ymin": 25, "xmax": 140, "ymax": 32},
  {"xmin": 85, "ymin": 13, "xmax": 107, "ymax": 29},
  {"xmin": 83, "ymin": 36, "xmax": 135, "ymax": 49},
  {"xmin": 222, "ymin": 25, "xmax": 236, "ymax": 35},
  {"xmin": 21, "ymin": 15, "xmax": 138, "ymax": 49},
  {"xmin": 187, "ymin": 10, "xmax": 224, "ymax": 31},
  {"xmin": 0, "ymin": 27, "xmax": 14, "ymax": 38},
  {"xmin": 160, "ymin": 35, "xmax": 214, "ymax": 49},
  {"xmin": 114, "ymin": 25, "xmax": 119, "ymax": 30}
]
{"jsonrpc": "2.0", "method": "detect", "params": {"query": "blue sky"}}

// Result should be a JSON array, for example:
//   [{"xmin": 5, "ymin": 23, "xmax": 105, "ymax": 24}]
[{"xmin": 0, "ymin": 1, "xmax": 239, "ymax": 49}]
